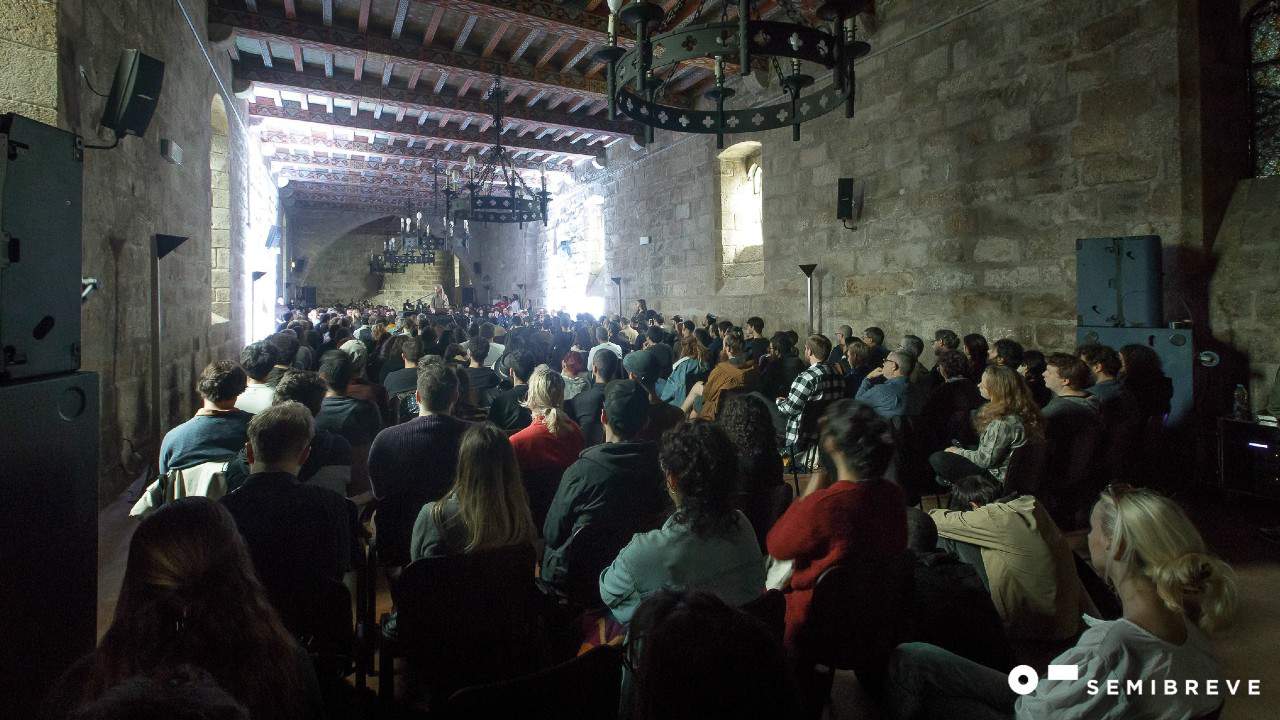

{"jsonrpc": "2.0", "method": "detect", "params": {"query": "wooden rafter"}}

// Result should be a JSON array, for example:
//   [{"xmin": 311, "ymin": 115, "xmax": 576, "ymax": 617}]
[
  {"xmin": 481, "ymin": 21, "xmax": 509, "ymax": 58},
  {"xmin": 535, "ymin": 37, "xmax": 568, "ymax": 70},
  {"xmin": 321, "ymin": 0, "xmax": 333, "ymax": 26},
  {"xmin": 357, "ymin": 0, "xmax": 372, "ymax": 33},
  {"xmin": 423, "ymin": 5, "xmax": 443, "ymax": 45},
  {"xmin": 391, "ymin": 0, "xmax": 411, "ymax": 39},
  {"xmin": 510, "ymin": 28, "xmax": 541, "ymax": 63},
  {"xmin": 419, "ymin": 0, "xmax": 634, "ymax": 45}
]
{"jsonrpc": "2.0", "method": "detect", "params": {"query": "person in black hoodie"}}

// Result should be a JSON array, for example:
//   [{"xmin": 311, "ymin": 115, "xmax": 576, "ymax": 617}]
[
  {"xmin": 541, "ymin": 379, "xmax": 669, "ymax": 605},
  {"xmin": 463, "ymin": 338, "xmax": 502, "ymax": 408}
]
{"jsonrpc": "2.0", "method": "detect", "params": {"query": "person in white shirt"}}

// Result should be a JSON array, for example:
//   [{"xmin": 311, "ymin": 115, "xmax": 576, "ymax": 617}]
[
  {"xmin": 886, "ymin": 484, "xmax": 1238, "ymax": 720},
  {"xmin": 235, "ymin": 340, "xmax": 278, "ymax": 414},
  {"xmin": 586, "ymin": 326, "xmax": 623, "ymax": 378},
  {"xmin": 478, "ymin": 322, "xmax": 505, "ymax": 368}
]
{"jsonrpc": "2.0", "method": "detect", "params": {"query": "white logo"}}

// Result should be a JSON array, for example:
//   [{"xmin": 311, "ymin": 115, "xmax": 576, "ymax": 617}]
[{"xmin": 1008, "ymin": 665, "xmax": 1078, "ymax": 696}]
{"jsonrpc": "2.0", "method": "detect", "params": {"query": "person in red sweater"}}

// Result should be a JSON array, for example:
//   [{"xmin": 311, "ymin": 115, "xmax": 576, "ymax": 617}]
[
  {"xmin": 766, "ymin": 399, "xmax": 907, "ymax": 647},
  {"xmin": 510, "ymin": 364, "xmax": 585, "ymax": 529}
]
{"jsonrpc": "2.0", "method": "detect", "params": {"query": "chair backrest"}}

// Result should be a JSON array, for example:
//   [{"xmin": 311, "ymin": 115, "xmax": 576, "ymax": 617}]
[
  {"xmin": 791, "ymin": 397, "xmax": 836, "ymax": 453},
  {"xmin": 388, "ymin": 389, "xmax": 419, "ymax": 425},
  {"xmin": 445, "ymin": 644, "xmax": 622, "ymax": 720},
  {"xmin": 270, "ymin": 575, "xmax": 354, "ymax": 660},
  {"xmin": 396, "ymin": 543, "xmax": 541, "ymax": 692},
  {"xmin": 740, "ymin": 589, "xmax": 787, "ymax": 644},
  {"xmin": 800, "ymin": 552, "xmax": 914, "ymax": 674},
  {"xmin": 1003, "ymin": 441, "xmax": 1047, "ymax": 495}
]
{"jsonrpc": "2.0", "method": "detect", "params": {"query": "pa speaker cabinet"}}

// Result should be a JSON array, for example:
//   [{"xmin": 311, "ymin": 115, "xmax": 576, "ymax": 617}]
[
  {"xmin": 99, "ymin": 49, "xmax": 165, "ymax": 138},
  {"xmin": 837, "ymin": 178, "xmax": 855, "ymax": 220},
  {"xmin": 1076, "ymin": 235, "xmax": 1163, "ymax": 328},
  {"xmin": 1076, "ymin": 327, "xmax": 1192, "ymax": 427},
  {"xmin": 0, "ymin": 371, "xmax": 99, "ymax": 717},
  {"xmin": 0, "ymin": 114, "xmax": 85, "ymax": 381}
]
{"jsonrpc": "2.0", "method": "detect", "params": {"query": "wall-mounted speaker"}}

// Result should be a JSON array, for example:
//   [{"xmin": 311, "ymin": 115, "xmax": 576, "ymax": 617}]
[
  {"xmin": 99, "ymin": 49, "xmax": 165, "ymax": 139},
  {"xmin": 473, "ymin": 261, "xmax": 482, "ymax": 275},
  {"xmin": 837, "ymin": 178, "xmax": 855, "ymax": 221}
]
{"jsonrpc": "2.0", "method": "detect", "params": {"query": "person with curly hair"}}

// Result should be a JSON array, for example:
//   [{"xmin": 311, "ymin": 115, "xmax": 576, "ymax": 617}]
[
  {"xmin": 718, "ymin": 394, "xmax": 787, "ymax": 549},
  {"xmin": 930, "ymin": 365, "xmax": 1045, "ymax": 487},
  {"xmin": 599, "ymin": 420, "xmax": 765, "ymax": 624},
  {"xmin": 158, "ymin": 361, "xmax": 252, "ymax": 477},
  {"xmin": 44, "ymin": 498, "xmax": 321, "ymax": 720},
  {"xmin": 767, "ymin": 400, "xmax": 907, "ymax": 646}
]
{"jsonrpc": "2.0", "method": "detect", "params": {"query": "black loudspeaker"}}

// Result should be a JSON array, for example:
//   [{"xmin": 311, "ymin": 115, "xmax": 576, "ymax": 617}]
[
  {"xmin": 837, "ymin": 178, "xmax": 855, "ymax": 220},
  {"xmin": 1076, "ymin": 327, "xmax": 1192, "ymax": 427},
  {"xmin": 300, "ymin": 286, "xmax": 317, "ymax": 306},
  {"xmin": 0, "ymin": 372, "xmax": 99, "ymax": 717},
  {"xmin": 0, "ymin": 114, "xmax": 85, "ymax": 381},
  {"xmin": 1076, "ymin": 236, "xmax": 1163, "ymax": 328},
  {"xmin": 473, "ymin": 261, "xmax": 482, "ymax": 275},
  {"xmin": 99, "ymin": 49, "xmax": 165, "ymax": 138},
  {"xmin": 461, "ymin": 286, "xmax": 476, "ymax": 306}
]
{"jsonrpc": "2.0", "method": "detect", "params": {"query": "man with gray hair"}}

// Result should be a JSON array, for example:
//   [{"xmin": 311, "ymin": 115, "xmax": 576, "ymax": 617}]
[
  {"xmin": 827, "ymin": 324, "xmax": 855, "ymax": 366},
  {"xmin": 855, "ymin": 349, "xmax": 914, "ymax": 418},
  {"xmin": 222, "ymin": 401, "xmax": 357, "ymax": 596}
]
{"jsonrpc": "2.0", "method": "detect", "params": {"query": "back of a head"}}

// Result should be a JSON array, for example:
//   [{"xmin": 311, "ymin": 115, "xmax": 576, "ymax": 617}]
[
  {"xmin": 904, "ymin": 507, "xmax": 939, "ymax": 555},
  {"xmin": 838, "ymin": 324, "xmax": 854, "ymax": 340},
  {"xmin": 746, "ymin": 316, "xmax": 764, "ymax": 335},
  {"xmin": 935, "ymin": 328, "xmax": 960, "ymax": 350},
  {"xmin": 1077, "ymin": 343, "xmax": 1121, "ymax": 377},
  {"xmin": 819, "ymin": 400, "xmax": 894, "ymax": 479},
  {"xmin": 448, "ymin": 422, "xmax": 535, "ymax": 553},
  {"xmin": 465, "ymin": 337, "xmax": 490, "ymax": 365},
  {"xmin": 718, "ymin": 393, "xmax": 779, "ymax": 456},
  {"xmin": 844, "ymin": 337, "xmax": 869, "ymax": 365},
  {"xmin": 239, "ymin": 342, "xmax": 278, "ymax": 382},
  {"xmin": 595, "ymin": 326, "xmax": 610, "ymax": 343},
  {"xmin": 271, "ymin": 371, "xmax": 327, "ymax": 416},
  {"xmin": 246, "ymin": 402, "xmax": 314, "ymax": 466},
  {"xmin": 603, "ymin": 379, "xmax": 650, "ymax": 440},
  {"xmin": 508, "ymin": 349, "xmax": 537, "ymax": 383},
  {"xmin": 1093, "ymin": 486, "xmax": 1237, "ymax": 633},
  {"xmin": 593, "ymin": 346, "xmax": 620, "ymax": 380},
  {"xmin": 963, "ymin": 333, "xmax": 989, "ymax": 364},
  {"xmin": 1120, "ymin": 343, "xmax": 1165, "ymax": 379},
  {"xmin": 479, "ymin": 322, "xmax": 496, "ymax": 340},
  {"xmin": 805, "ymin": 334, "xmax": 832, "ymax": 363},
  {"xmin": 267, "ymin": 332, "xmax": 300, "ymax": 366},
  {"xmin": 197, "ymin": 361, "xmax": 247, "ymax": 404},
  {"xmin": 935, "ymin": 349, "xmax": 968, "ymax": 379},
  {"xmin": 716, "ymin": 319, "xmax": 734, "ymax": 336},
  {"xmin": 317, "ymin": 350, "xmax": 352, "ymax": 392},
  {"xmin": 524, "ymin": 364, "xmax": 567, "ymax": 430},
  {"xmin": 400, "ymin": 336, "xmax": 424, "ymax": 363},
  {"xmin": 863, "ymin": 326, "xmax": 884, "ymax": 346},
  {"xmin": 1022, "ymin": 349, "xmax": 1047, "ymax": 377},
  {"xmin": 722, "ymin": 328, "xmax": 745, "ymax": 358},
  {"xmin": 769, "ymin": 331, "xmax": 793, "ymax": 357},
  {"xmin": 417, "ymin": 361, "xmax": 459, "ymax": 413},
  {"xmin": 948, "ymin": 475, "xmax": 1006, "ymax": 510},
  {"xmin": 993, "ymin": 338, "xmax": 1025, "ymax": 369},
  {"xmin": 339, "ymin": 339, "xmax": 369, "ymax": 377},
  {"xmin": 659, "ymin": 420, "xmax": 739, "ymax": 537},
  {"xmin": 901, "ymin": 334, "xmax": 925, "ymax": 358},
  {"xmin": 631, "ymin": 590, "xmax": 794, "ymax": 720},
  {"xmin": 888, "ymin": 349, "xmax": 916, "ymax": 376},
  {"xmin": 646, "ymin": 325, "xmax": 665, "ymax": 345}
]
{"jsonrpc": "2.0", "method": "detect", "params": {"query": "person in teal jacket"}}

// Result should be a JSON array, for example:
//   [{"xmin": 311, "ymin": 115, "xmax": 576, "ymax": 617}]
[
  {"xmin": 599, "ymin": 420, "xmax": 765, "ymax": 624},
  {"xmin": 658, "ymin": 335, "xmax": 710, "ymax": 408}
]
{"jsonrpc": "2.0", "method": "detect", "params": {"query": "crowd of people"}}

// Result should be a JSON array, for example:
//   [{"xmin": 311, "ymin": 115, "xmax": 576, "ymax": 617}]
[{"xmin": 48, "ymin": 298, "xmax": 1241, "ymax": 720}]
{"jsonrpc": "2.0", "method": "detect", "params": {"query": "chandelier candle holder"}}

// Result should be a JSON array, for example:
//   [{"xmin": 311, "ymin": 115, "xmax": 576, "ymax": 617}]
[
  {"xmin": 444, "ymin": 76, "xmax": 552, "ymax": 227},
  {"xmin": 596, "ymin": 0, "xmax": 870, "ymax": 148},
  {"xmin": 370, "ymin": 213, "xmax": 448, "ymax": 274}
]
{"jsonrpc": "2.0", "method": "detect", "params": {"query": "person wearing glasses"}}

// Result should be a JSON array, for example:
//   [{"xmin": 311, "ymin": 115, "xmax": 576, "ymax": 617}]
[
  {"xmin": 886, "ymin": 483, "xmax": 1237, "ymax": 720},
  {"xmin": 854, "ymin": 349, "xmax": 914, "ymax": 418}
]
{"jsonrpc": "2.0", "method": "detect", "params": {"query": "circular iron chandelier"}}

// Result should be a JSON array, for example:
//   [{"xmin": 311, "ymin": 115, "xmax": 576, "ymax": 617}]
[
  {"xmin": 369, "ymin": 213, "xmax": 447, "ymax": 274},
  {"xmin": 443, "ymin": 76, "xmax": 552, "ymax": 227},
  {"xmin": 595, "ymin": 0, "xmax": 870, "ymax": 148}
]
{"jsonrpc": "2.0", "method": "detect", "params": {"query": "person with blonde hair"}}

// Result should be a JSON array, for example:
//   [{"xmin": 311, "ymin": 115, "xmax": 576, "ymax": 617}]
[
  {"xmin": 510, "ymin": 365, "xmax": 585, "ymax": 528},
  {"xmin": 410, "ymin": 423, "xmax": 538, "ymax": 558},
  {"xmin": 930, "ymin": 365, "xmax": 1044, "ymax": 487},
  {"xmin": 887, "ymin": 484, "xmax": 1237, "ymax": 720}
]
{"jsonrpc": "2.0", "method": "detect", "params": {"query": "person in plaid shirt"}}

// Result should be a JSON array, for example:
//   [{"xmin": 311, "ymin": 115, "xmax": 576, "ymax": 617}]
[{"xmin": 775, "ymin": 334, "xmax": 846, "ymax": 454}]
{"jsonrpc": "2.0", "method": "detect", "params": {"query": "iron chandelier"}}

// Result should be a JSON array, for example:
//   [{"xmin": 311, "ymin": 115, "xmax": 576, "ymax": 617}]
[{"xmin": 594, "ymin": 0, "xmax": 871, "ymax": 148}]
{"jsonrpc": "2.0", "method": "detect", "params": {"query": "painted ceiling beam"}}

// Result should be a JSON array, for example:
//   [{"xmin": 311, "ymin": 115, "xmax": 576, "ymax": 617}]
[
  {"xmin": 391, "ymin": 0, "xmax": 411, "ymax": 39},
  {"xmin": 419, "ymin": 0, "xmax": 634, "ymax": 45}
]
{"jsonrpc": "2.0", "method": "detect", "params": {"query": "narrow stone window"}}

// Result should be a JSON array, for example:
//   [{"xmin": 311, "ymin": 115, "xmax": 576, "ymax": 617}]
[
  {"xmin": 718, "ymin": 141, "xmax": 763, "ymax": 292},
  {"xmin": 209, "ymin": 95, "xmax": 232, "ymax": 323},
  {"xmin": 1250, "ymin": 0, "xmax": 1280, "ymax": 177}
]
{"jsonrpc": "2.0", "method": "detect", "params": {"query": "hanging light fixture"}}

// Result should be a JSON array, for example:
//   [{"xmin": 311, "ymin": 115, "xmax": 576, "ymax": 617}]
[
  {"xmin": 442, "ymin": 75, "xmax": 552, "ymax": 227},
  {"xmin": 369, "ymin": 211, "xmax": 447, "ymax": 274},
  {"xmin": 594, "ymin": 0, "xmax": 871, "ymax": 148}
]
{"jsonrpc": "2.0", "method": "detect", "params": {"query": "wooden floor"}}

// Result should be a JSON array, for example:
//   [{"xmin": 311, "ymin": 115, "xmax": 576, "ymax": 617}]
[{"xmin": 97, "ymin": 476, "xmax": 1280, "ymax": 719}]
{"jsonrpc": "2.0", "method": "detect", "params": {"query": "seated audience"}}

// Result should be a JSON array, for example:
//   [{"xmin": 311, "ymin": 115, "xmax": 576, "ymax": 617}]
[
  {"xmin": 1077, "ymin": 342, "xmax": 1122, "ymax": 406},
  {"xmin": 509, "ymin": 366, "xmax": 585, "ymax": 529},
  {"xmin": 641, "ymin": 326, "xmax": 675, "ymax": 379},
  {"xmin": 929, "ymin": 475, "xmax": 1095, "ymax": 643},
  {"xmin": 688, "ymin": 329, "xmax": 759, "ymax": 420},
  {"xmin": 59, "ymin": 665, "xmax": 249, "ymax": 720},
  {"xmin": 542, "ymin": 380, "xmax": 669, "ymax": 604},
  {"xmin": 776, "ymin": 334, "xmax": 845, "ymax": 455},
  {"xmin": 376, "ymin": 335, "xmax": 408, "ymax": 386},
  {"xmin": 560, "ymin": 350, "xmax": 589, "ymax": 401},
  {"xmin": 450, "ymin": 366, "xmax": 488, "ymax": 423},
  {"xmin": 989, "ymin": 338, "xmax": 1025, "ymax": 370},
  {"xmin": 221, "ymin": 402, "xmax": 355, "ymax": 598},
  {"xmin": 488, "ymin": 350, "xmax": 536, "ymax": 432},
  {"xmin": 624, "ymin": 348, "xmax": 686, "ymax": 442},
  {"xmin": 43, "ymin": 498, "xmax": 322, "ymax": 720},
  {"xmin": 888, "ymin": 485, "xmax": 1236, "ymax": 720},
  {"xmin": 586, "ymin": 326, "xmax": 623, "ymax": 374},
  {"xmin": 158, "ymin": 361, "xmax": 252, "ymax": 476},
  {"xmin": 854, "ymin": 349, "xmax": 913, "ymax": 418},
  {"xmin": 316, "ymin": 350, "xmax": 381, "ymax": 490},
  {"xmin": 463, "ymin": 338, "xmax": 502, "ymax": 408},
  {"xmin": 928, "ymin": 328, "xmax": 961, "ymax": 385},
  {"xmin": 600, "ymin": 421, "xmax": 765, "ymax": 623},
  {"xmin": 899, "ymin": 334, "xmax": 930, "ymax": 387},
  {"xmin": 382, "ymin": 336, "xmax": 422, "ymax": 399},
  {"xmin": 236, "ymin": 341, "xmax": 278, "ymax": 414},
  {"xmin": 410, "ymin": 423, "xmax": 538, "ymax": 560},
  {"xmin": 930, "ymin": 366, "xmax": 1044, "ymax": 487},
  {"xmin": 659, "ymin": 334, "xmax": 711, "ymax": 408},
  {"xmin": 826, "ymin": 324, "xmax": 854, "ymax": 366},
  {"xmin": 1018, "ymin": 349, "xmax": 1053, "ymax": 408},
  {"xmin": 758, "ymin": 332, "xmax": 804, "ymax": 400},
  {"xmin": 265, "ymin": 331, "xmax": 303, "ymax": 384},
  {"xmin": 565, "ymin": 349, "xmax": 618, "ymax": 447},
  {"xmin": 963, "ymin": 333, "xmax": 989, "ymax": 380},
  {"xmin": 221, "ymin": 371, "xmax": 353, "ymax": 494},
  {"xmin": 479, "ymin": 322, "xmax": 505, "ymax": 368},
  {"xmin": 767, "ymin": 400, "xmax": 907, "ymax": 645},
  {"xmin": 903, "ymin": 508, "xmax": 1012, "ymax": 671},
  {"xmin": 720, "ymin": 394, "xmax": 787, "ymax": 549},
  {"xmin": 862, "ymin": 326, "xmax": 890, "ymax": 367},
  {"xmin": 367, "ymin": 364, "xmax": 470, "ymax": 565},
  {"xmin": 1043, "ymin": 353, "xmax": 1101, "ymax": 423},
  {"xmin": 630, "ymin": 590, "xmax": 796, "ymax": 720},
  {"xmin": 843, "ymin": 337, "xmax": 873, "ymax": 396},
  {"xmin": 918, "ymin": 349, "xmax": 983, "ymax": 454},
  {"xmin": 340, "ymin": 339, "xmax": 390, "ymax": 425}
]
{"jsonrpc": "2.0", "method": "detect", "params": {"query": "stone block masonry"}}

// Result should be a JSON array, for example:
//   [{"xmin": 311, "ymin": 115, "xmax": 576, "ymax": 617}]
[{"xmin": 0, "ymin": 0, "xmax": 58, "ymax": 125}]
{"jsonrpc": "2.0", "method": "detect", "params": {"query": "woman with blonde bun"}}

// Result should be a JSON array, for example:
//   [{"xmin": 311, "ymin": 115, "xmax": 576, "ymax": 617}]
[{"xmin": 885, "ymin": 484, "xmax": 1237, "ymax": 720}]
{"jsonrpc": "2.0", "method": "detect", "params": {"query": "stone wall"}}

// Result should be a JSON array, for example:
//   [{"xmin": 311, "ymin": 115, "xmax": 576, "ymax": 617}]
[
  {"xmin": 55, "ymin": 0, "xmax": 280, "ymax": 503},
  {"xmin": 300, "ymin": 228, "xmax": 457, "ymax": 308},
  {"xmin": 0, "ymin": 0, "xmax": 58, "ymax": 125},
  {"xmin": 474, "ymin": 0, "xmax": 1206, "ymax": 356}
]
